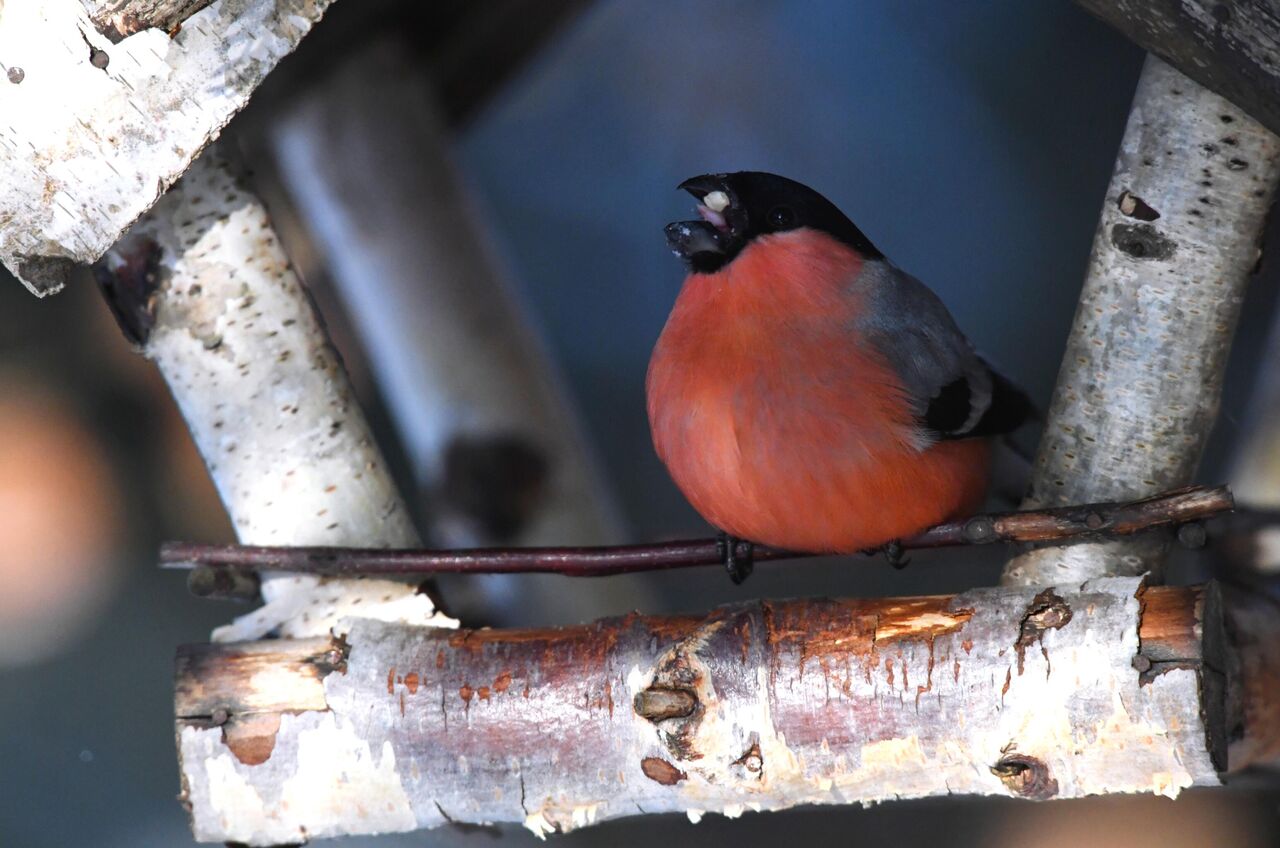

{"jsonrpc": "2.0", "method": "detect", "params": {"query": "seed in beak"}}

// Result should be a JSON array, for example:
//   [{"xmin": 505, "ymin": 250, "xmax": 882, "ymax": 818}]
[{"xmin": 703, "ymin": 190, "xmax": 730, "ymax": 213}]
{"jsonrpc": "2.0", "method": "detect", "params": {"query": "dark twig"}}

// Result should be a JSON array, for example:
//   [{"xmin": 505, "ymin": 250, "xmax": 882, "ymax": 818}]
[{"xmin": 161, "ymin": 485, "xmax": 1232, "ymax": 586}]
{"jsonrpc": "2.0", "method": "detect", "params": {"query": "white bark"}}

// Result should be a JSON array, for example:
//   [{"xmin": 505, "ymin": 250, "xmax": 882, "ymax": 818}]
[
  {"xmin": 175, "ymin": 578, "xmax": 1221, "ymax": 844},
  {"xmin": 1003, "ymin": 56, "xmax": 1280, "ymax": 587},
  {"xmin": 268, "ymin": 42, "xmax": 645, "ymax": 621},
  {"xmin": 270, "ymin": 42, "xmax": 622, "ymax": 549},
  {"xmin": 100, "ymin": 151, "xmax": 455, "ymax": 641},
  {"xmin": 0, "ymin": 0, "xmax": 332, "ymax": 296}
]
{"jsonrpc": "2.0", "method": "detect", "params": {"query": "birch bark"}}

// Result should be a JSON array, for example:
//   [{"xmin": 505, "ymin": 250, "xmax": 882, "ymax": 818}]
[
  {"xmin": 0, "ymin": 0, "xmax": 331, "ymax": 295},
  {"xmin": 1003, "ymin": 57, "xmax": 1280, "ymax": 587},
  {"xmin": 97, "ymin": 151, "xmax": 454, "ymax": 641}
]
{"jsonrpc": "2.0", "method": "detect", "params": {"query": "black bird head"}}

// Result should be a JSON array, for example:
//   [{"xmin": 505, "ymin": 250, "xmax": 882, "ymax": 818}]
[{"xmin": 665, "ymin": 171, "xmax": 882, "ymax": 273}]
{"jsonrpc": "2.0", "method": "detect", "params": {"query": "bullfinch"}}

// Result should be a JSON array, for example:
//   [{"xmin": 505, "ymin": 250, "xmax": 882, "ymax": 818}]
[{"xmin": 647, "ymin": 172, "xmax": 1031, "ymax": 582}]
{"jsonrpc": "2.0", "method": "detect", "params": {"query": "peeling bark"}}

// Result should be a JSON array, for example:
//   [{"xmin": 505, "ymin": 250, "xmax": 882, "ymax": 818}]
[
  {"xmin": 1003, "ymin": 57, "xmax": 1280, "ymax": 586},
  {"xmin": 0, "ymin": 0, "xmax": 332, "ymax": 295},
  {"xmin": 96, "ymin": 152, "xmax": 455, "ymax": 641},
  {"xmin": 175, "ymin": 579, "xmax": 1226, "ymax": 844},
  {"xmin": 84, "ymin": 0, "xmax": 218, "ymax": 41}
]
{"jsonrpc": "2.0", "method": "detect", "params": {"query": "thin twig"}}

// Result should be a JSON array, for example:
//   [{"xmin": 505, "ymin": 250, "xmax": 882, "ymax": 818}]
[{"xmin": 160, "ymin": 485, "xmax": 1231, "ymax": 581}]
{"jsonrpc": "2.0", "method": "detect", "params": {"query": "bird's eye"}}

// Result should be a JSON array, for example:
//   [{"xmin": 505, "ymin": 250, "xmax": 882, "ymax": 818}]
[{"xmin": 767, "ymin": 205, "xmax": 797, "ymax": 229}]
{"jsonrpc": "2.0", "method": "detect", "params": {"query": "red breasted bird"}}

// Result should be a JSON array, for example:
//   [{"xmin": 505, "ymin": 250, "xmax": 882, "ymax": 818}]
[{"xmin": 647, "ymin": 172, "xmax": 1031, "ymax": 581}]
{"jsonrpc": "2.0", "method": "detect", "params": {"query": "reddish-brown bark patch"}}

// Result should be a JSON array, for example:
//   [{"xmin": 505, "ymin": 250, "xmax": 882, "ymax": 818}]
[{"xmin": 640, "ymin": 757, "xmax": 686, "ymax": 785}]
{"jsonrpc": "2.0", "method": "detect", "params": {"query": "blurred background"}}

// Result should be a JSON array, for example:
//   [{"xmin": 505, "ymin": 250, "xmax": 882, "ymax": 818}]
[{"xmin": 1, "ymin": 0, "xmax": 1277, "ymax": 845}]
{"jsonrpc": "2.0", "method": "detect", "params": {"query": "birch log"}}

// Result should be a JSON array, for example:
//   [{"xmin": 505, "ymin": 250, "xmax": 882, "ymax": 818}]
[
  {"xmin": 269, "ymin": 42, "xmax": 645, "ymax": 621},
  {"xmin": 0, "ymin": 0, "xmax": 331, "ymax": 296},
  {"xmin": 174, "ymin": 578, "xmax": 1228, "ymax": 844},
  {"xmin": 95, "ymin": 151, "xmax": 454, "ymax": 642},
  {"xmin": 271, "ymin": 42, "xmax": 621, "ymax": 550},
  {"xmin": 1002, "ymin": 56, "xmax": 1280, "ymax": 587}
]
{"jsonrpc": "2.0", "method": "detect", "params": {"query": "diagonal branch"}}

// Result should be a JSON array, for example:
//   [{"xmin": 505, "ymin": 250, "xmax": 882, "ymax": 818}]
[{"xmin": 1002, "ymin": 56, "xmax": 1280, "ymax": 587}]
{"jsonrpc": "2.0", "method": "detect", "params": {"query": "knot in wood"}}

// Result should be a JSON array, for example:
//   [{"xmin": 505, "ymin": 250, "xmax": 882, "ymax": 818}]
[
  {"xmin": 633, "ymin": 687, "xmax": 697, "ymax": 722},
  {"xmin": 991, "ymin": 754, "xmax": 1058, "ymax": 800},
  {"xmin": 962, "ymin": 516, "xmax": 996, "ymax": 543},
  {"xmin": 1110, "ymin": 222, "xmax": 1176, "ymax": 260}
]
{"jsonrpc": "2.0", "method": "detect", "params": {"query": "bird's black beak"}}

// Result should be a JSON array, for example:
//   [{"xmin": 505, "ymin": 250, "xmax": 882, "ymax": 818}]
[
  {"xmin": 666, "ymin": 174, "xmax": 740, "ymax": 272},
  {"xmin": 664, "ymin": 220, "xmax": 725, "ymax": 263}
]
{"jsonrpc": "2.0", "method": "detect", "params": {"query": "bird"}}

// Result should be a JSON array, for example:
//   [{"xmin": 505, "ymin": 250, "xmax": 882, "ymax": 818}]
[{"xmin": 647, "ymin": 171, "xmax": 1032, "ymax": 583}]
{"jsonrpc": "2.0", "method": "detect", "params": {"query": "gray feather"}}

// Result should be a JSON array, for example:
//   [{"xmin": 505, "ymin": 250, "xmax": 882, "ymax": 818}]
[{"xmin": 851, "ymin": 260, "xmax": 996, "ymax": 443}]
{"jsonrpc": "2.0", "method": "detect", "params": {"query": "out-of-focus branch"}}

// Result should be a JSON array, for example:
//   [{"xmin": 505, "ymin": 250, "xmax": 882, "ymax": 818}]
[
  {"xmin": 94, "ymin": 151, "xmax": 454, "ymax": 642},
  {"xmin": 160, "ymin": 485, "xmax": 1233, "ymax": 584},
  {"xmin": 268, "ymin": 40, "xmax": 647, "ymax": 622},
  {"xmin": 1003, "ymin": 56, "xmax": 1280, "ymax": 587},
  {"xmin": 175, "ymin": 579, "xmax": 1235, "ymax": 844}
]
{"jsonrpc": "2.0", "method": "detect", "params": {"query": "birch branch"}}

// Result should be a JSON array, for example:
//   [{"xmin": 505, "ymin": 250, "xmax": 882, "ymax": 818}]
[
  {"xmin": 1076, "ymin": 0, "xmax": 1280, "ymax": 137},
  {"xmin": 270, "ymin": 41, "xmax": 620, "ymax": 550},
  {"xmin": 174, "ymin": 578, "xmax": 1235, "ymax": 844},
  {"xmin": 159, "ymin": 484, "xmax": 1234, "ymax": 583},
  {"xmin": 267, "ymin": 40, "xmax": 647, "ymax": 621},
  {"xmin": 1003, "ymin": 56, "xmax": 1280, "ymax": 587},
  {"xmin": 94, "ymin": 150, "xmax": 454, "ymax": 642},
  {"xmin": 0, "ymin": 0, "xmax": 331, "ymax": 296}
]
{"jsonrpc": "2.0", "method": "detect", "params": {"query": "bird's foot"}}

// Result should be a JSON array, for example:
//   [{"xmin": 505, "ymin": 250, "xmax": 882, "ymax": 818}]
[
  {"xmin": 716, "ymin": 532, "xmax": 755, "ymax": 584},
  {"xmin": 881, "ymin": 540, "xmax": 910, "ymax": 570}
]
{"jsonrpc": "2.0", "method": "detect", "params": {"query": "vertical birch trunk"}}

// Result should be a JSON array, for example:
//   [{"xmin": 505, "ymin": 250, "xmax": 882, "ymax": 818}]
[{"xmin": 1003, "ymin": 57, "xmax": 1280, "ymax": 587}]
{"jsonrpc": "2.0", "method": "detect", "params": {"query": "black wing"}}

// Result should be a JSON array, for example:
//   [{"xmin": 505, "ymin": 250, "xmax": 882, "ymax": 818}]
[{"xmin": 923, "ymin": 362, "xmax": 1033, "ymax": 440}]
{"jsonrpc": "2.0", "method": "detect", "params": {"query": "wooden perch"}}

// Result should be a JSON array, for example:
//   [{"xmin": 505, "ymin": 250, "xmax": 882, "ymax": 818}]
[
  {"xmin": 1077, "ymin": 0, "xmax": 1280, "ymax": 137},
  {"xmin": 175, "ymin": 578, "xmax": 1245, "ymax": 844},
  {"xmin": 1003, "ymin": 56, "xmax": 1280, "ymax": 587},
  {"xmin": 160, "ymin": 484, "xmax": 1234, "ymax": 583},
  {"xmin": 0, "ymin": 0, "xmax": 332, "ymax": 296}
]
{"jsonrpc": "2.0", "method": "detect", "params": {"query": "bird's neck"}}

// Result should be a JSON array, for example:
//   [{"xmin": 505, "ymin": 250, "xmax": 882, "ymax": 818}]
[{"xmin": 676, "ymin": 229, "xmax": 868, "ymax": 331}]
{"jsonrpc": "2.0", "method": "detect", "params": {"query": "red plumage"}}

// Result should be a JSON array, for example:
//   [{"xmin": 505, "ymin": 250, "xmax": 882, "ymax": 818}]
[
  {"xmin": 648, "ymin": 229, "xmax": 988, "ymax": 552},
  {"xmin": 648, "ymin": 172, "xmax": 1022, "ymax": 554}
]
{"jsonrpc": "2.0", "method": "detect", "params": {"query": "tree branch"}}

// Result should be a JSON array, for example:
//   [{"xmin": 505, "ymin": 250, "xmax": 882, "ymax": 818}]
[
  {"xmin": 1003, "ymin": 56, "xmax": 1280, "ymax": 587},
  {"xmin": 266, "ymin": 39, "xmax": 653, "ymax": 624},
  {"xmin": 1076, "ymin": 0, "xmax": 1280, "ymax": 138},
  {"xmin": 0, "ymin": 0, "xmax": 332, "ymax": 296},
  {"xmin": 95, "ymin": 151, "xmax": 454, "ymax": 642},
  {"xmin": 159, "ymin": 485, "xmax": 1232, "ymax": 584},
  {"xmin": 83, "ymin": 0, "xmax": 217, "ymax": 42},
  {"xmin": 174, "ymin": 579, "xmax": 1237, "ymax": 844}
]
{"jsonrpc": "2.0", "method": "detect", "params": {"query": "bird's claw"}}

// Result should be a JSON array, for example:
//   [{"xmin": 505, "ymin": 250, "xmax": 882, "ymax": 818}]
[
  {"xmin": 717, "ymin": 532, "xmax": 755, "ymax": 584},
  {"xmin": 882, "ymin": 540, "xmax": 910, "ymax": 570}
]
